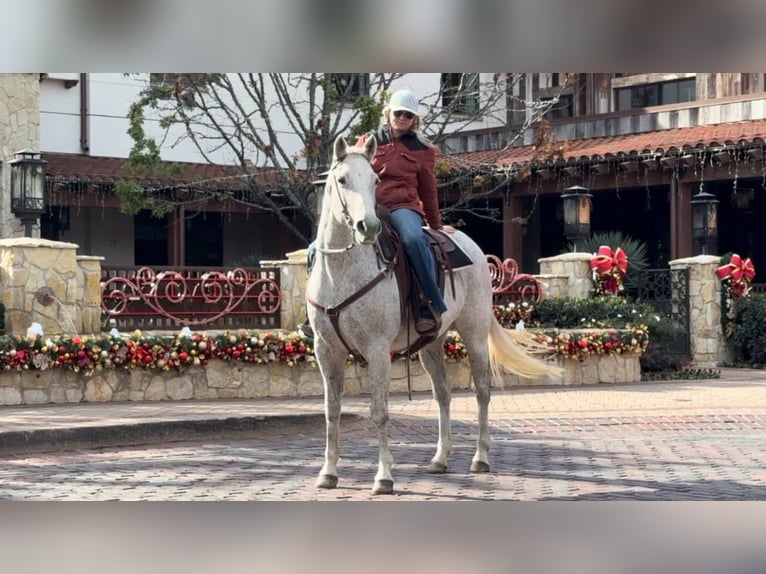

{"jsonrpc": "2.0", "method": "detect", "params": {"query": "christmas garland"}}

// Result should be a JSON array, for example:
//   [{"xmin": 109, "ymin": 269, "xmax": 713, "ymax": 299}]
[
  {"xmin": 0, "ymin": 322, "xmax": 649, "ymax": 375},
  {"xmin": 531, "ymin": 327, "xmax": 649, "ymax": 359}
]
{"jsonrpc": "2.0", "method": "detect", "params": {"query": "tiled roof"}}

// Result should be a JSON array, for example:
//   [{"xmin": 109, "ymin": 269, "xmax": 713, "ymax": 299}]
[
  {"xmin": 446, "ymin": 119, "xmax": 766, "ymax": 170},
  {"xmin": 42, "ymin": 152, "xmax": 280, "ymax": 190}
]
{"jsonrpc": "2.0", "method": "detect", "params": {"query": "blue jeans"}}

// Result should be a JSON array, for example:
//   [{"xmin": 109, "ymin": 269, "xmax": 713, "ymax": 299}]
[
  {"xmin": 306, "ymin": 208, "xmax": 447, "ymax": 314},
  {"xmin": 391, "ymin": 208, "xmax": 447, "ymax": 314}
]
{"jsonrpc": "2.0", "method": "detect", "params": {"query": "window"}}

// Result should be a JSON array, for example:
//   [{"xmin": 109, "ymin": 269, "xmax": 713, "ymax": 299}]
[
  {"xmin": 134, "ymin": 211, "xmax": 168, "ymax": 266},
  {"xmin": 328, "ymin": 74, "xmax": 370, "ymax": 103},
  {"xmin": 615, "ymin": 78, "xmax": 696, "ymax": 111},
  {"xmin": 185, "ymin": 213, "xmax": 223, "ymax": 266},
  {"xmin": 509, "ymin": 74, "xmax": 527, "ymax": 126},
  {"xmin": 441, "ymin": 73, "xmax": 480, "ymax": 115},
  {"xmin": 543, "ymin": 94, "xmax": 574, "ymax": 120}
]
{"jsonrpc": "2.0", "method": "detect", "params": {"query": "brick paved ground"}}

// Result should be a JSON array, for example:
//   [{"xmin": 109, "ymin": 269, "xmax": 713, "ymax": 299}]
[{"xmin": 0, "ymin": 368, "xmax": 765, "ymax": 500}]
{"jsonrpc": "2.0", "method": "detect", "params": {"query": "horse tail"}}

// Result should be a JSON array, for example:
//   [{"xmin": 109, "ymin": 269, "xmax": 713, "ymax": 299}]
[{"xmin": 488, "ymin": 318, "xmax": 563, "ymax": 383}]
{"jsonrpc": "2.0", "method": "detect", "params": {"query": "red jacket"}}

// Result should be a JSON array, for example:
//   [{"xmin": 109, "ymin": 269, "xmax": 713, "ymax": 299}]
[{"xmin": 357, "ymin": 126, "xmax": 442, "ymax": 230}]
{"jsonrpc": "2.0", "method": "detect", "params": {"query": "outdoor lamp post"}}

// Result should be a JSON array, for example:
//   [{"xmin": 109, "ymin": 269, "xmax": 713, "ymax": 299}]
[
  {"xmin": 561, "ymin": 185, "xmax": 593, "ymax": 251},
  {"xmin": 10, "ymin": 149, "xmax": 47, "ymax": 237},
  {"xmin": 690, "ymin": 189, "xmax": 719, "ymax": 255}
]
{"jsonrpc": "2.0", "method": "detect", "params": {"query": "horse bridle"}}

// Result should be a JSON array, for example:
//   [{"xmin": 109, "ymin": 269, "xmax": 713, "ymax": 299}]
[
  {"xmin": 315, "ymin": 163, "xmax": 356, "ymax": 255},
  {"xmin": 307, "ymin": 158, "xmax": 392, "ymax": 366}
]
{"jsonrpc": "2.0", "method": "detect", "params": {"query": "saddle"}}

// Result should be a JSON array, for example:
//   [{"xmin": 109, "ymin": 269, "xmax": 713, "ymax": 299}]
[{"xmin": 375, "ymin": 206, "xmax": 473, "ymax": 356}]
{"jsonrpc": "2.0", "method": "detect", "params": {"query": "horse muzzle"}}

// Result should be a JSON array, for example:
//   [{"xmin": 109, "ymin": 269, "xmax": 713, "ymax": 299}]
[{"xmin": 354, "ymin": 218, "xmax": 381, "ymax": 245}]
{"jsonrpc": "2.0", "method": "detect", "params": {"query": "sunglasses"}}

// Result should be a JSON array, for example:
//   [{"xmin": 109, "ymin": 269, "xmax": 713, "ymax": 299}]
[{"xmin": 393, "ymin": 110, "xmax": 415, "ymax": 120}]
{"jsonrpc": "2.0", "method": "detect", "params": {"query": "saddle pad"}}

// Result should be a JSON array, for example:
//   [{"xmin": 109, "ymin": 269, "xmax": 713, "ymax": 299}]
[{"xmin": 425, "ymin": 229, "xmax": 473, "ymax": 269}]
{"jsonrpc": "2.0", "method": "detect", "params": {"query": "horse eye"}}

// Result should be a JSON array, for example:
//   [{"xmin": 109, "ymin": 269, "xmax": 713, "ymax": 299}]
[{"xmin": 337, "ymin": 176, "xmax": 346, "ymax": 185}]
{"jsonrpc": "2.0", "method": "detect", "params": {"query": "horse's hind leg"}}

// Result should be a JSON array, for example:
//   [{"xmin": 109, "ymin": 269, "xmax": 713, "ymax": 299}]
[
  {"xmin": 315, "ymin": 351, "xmax": 346, "ymax": 489},
  {"xmin": 461, "ymin": 335, "xmax": 492, "ymax": 473},
  {"xmin": 419, "ymin": 339, "xmax": 452, "ymax": 474}
]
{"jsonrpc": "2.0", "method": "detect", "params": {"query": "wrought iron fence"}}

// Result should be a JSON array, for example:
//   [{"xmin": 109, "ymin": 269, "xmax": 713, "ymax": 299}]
[
  {"xmin": 637, "ymin": 267, "xmax": 691, "ymax": 358},
  {"xmin": 101, "ymin": 265, "xmax": 281, "ymax": 331},
  {"xmin": 487, "ymin": 255, "xmax": 544, "ymax": 305}
]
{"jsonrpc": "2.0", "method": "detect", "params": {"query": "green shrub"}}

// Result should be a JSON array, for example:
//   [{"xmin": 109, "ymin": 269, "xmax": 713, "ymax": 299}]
[
  {"xmin": 731, "ymin": 293, "xmax": 766, "ymax": 363},
  {"xmin": 535, "ymin": 295, "xmax": 687, "ymax": 372},
  {"xmin": 536, "ymin": 296, "xmax": 667, "ymax": 334},
  {"xmin": 0, "ymin": 302, "xmax": 4, "ymax": 334},
  {"xmin": 640, "ymin": 346, "xmax": 685, "ymax": 372}
]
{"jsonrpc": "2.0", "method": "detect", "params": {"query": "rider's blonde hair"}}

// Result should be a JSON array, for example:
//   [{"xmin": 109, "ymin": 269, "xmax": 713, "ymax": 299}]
[{"xmin": 382, "ymin": 107, "xmax": 436, "ymax": 149}]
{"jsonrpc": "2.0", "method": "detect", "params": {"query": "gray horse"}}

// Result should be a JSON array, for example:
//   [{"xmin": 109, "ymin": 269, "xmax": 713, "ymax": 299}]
[{"xmin": 307, "ymin": 135, "xmax": 560, "ymax": 495}]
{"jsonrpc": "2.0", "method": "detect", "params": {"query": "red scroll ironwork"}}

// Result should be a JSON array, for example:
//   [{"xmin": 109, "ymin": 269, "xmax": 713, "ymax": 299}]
[
  {"xmin": 100, "ymin": 266, "xmax": 282, "ymax": 330},
  {"xmin": 486, "ymin": 255, "xmax": 543, "ymax": 304}
]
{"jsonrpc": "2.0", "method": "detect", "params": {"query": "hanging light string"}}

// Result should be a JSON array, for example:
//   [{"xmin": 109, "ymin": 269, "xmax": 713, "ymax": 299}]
[{"xmin": 44, "ymin": 170, "xmax": 313, "ymax": 200}]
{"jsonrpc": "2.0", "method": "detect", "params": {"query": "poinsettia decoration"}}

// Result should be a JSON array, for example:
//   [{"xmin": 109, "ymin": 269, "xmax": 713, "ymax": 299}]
[
  {"xmin": 716, "ymin": 253, "xmax": 755, "ymax": 299},
  {"xmin": 716, "ymin": 253, "xmax": 756, "ymax": 337},
  {"xmin": 589, "ymin": 245, "xmax": 629, "ymax": 295}
]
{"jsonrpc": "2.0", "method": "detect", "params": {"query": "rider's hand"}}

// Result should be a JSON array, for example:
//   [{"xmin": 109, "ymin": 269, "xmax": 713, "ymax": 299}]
[{"xmin": 441, "ymin": 225, "xmax": 456, "ymax": 234}]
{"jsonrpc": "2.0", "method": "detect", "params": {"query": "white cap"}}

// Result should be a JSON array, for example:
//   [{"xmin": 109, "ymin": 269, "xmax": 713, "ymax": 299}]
[{"xmin": 388, "ymin": 90, "xmax": 419, "ymax": 115}]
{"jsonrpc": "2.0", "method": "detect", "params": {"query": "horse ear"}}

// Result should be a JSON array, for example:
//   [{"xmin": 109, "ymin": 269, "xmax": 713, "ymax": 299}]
[
  {"xmin": 362, "ymin": 135, "xmax": 377, "ymax": 160},
  {"xmin": 334, "ymin": 135, "xmax": 347, "ymax": 161}
]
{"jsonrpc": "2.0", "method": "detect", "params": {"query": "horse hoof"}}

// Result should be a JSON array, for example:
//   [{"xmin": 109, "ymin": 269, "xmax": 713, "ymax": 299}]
[
  {"xmin": 316, "ymin": 474, "xmax": 338, "ymax": 489},
  {"xmin": 372, "ymin": 479, "xmax": 394, "ymax": 495},
  {"xmin": 427, "ymin": 461, "xmax": 448, "ymax": 474},
  {"xmin": 470, "ymin": 460, "xmax": 490, "ymax": 473}
]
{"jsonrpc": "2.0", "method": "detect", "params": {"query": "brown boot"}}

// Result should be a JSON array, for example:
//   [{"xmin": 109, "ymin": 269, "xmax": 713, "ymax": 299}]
[{"xmin": 415, "ymin": 308, "xmax": 440, "ymax": 335}]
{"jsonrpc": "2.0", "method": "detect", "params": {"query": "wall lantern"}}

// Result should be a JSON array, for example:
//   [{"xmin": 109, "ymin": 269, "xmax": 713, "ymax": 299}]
[
  {"xmin": 561, "ymin": 185, "xmax": 593, "ymax": 251},
  {"xmin": 690, "ymin": 189, "xmax": 719, "ymax": 255},
  {"xmin": 10, "ymin": 149, "xmax": 47, "ymax": 237}
]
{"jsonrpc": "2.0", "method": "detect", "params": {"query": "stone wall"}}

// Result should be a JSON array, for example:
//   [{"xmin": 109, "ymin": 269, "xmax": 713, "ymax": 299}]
[
  {"xmin": 537, "ymin": 252, "xmax": 593, "ymax": 299},
  {"xmin": 0, "ymin": 238, "xmax": 103, "ymax": 336},
  {"xmin": 0, "ymin": 74, "xmax": 41, "ymax": 239},
  {"xmin": 0, "ymin": 350, "xmax": 642, "ymax": 405}
]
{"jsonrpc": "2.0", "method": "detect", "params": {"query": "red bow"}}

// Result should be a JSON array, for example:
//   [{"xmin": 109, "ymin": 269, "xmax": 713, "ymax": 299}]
[
  {"xmin": 590, "ymin": 246, "xmax": 629, "ymax": 277},
  {"xmin": 716, "ymin": 253, "xmax": 755, "ymax": 284}
]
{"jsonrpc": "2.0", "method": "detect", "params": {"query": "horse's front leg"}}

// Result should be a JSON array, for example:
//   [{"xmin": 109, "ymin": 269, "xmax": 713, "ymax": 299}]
[
  {"xmin": 315, "ymin": 345, "xmax": 347, "ymax": 489},
  {"xmin": 367, "ymin": 352, "xmax": 394, "ymax": 494}
]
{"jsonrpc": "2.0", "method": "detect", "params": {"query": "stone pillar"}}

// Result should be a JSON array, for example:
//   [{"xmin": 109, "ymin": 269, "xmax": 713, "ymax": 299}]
[
  {"xmin": 537, "ymin": 252, "xmax": 593, "ymax": 299},
  {"xmin": 261, "ymin": 249, "xmax": 308, "ymax": 331},
  {"xmin": 669, "ymin": 254, "xmax": 726, "ymax": 367},
  {"xmin": 0, "ymin": 238, "xmax": 92, "ymax": 336},
  {"xmin": 77, "ymin": 255, "xmax": 105, "ymax": 334},
  {"xmin": 0, "ymin": 74, "xmax": 41, "ymax": 239}
]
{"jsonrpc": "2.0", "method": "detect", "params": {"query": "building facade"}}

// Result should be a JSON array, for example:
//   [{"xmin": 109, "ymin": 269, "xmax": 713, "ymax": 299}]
[
  {"xmin": 446, "ymin": 73, "xmax": 766, "ymax": 278},
  {"xmin": 35, "ymin": 73, "xmax": 506, "ymax": 267},
  {"xmin": 7, "ymin": 73, "xmax": 763, "ymax": 278}
]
